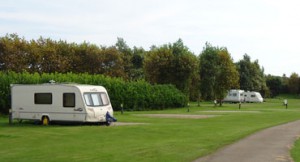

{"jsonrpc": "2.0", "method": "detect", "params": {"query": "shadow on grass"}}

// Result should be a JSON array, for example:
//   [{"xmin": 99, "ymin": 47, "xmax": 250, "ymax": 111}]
[{"xmin": 0, "ymin": 117, "xmax": 111, "ymax": 127}]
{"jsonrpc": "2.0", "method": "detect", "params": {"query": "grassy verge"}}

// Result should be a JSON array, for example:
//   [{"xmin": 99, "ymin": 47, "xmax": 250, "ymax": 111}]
[
  {"xmin": 1, "ymin": 98, "xmax": 300, "ymax": 162},
  {"xmin": 292, "ymin": 138, "xmax": 300, "ymax": 162}
]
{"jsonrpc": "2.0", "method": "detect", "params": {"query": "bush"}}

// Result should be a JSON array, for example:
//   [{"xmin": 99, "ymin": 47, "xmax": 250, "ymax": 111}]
[{"xmin": 0, "ymin": 71, "xmax": 187, "ymax": 113}]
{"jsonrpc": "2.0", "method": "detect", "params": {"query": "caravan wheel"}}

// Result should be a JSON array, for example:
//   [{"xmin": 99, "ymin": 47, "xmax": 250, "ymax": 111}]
[{"xmin": 42, "ymin": 116, "xmax": 49, "ymax": 126}]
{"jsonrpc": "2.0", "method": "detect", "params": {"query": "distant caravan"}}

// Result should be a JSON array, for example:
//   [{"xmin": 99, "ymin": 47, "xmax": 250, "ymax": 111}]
[
  {"xmin": 223, "ymin": 89, "xmax": 245, "ymax": 103},
  {"xmin": 242, "ymin": 91, "xmax": 264, "ymax": 103},
  {"xmin": 223, "ymin": 89, "xmax": 263, "ymax": 103}
]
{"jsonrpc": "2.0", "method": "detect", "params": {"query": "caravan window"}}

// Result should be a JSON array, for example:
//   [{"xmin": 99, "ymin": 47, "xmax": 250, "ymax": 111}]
[
  {"xmin": 84, "ymin": 92, "xmax": 109, "ymax": 107},
  {"xmin": 251, "ymin": 95, "xmax": 256, "ymax": 98},
  {"xmin": 91, "ymin": 93, "xmax": 102, "ymax": 106},
  {"xmin": 35, "ymin": 93, "xmax": 52, "ymax": 104},
  {"xmin": 63, "ymin": 93, "xmax": 75, "ymax": 107},
  {"xmin": 232, "ymin": 93, "xmax": 237, "ymax": 97},
  {"xmin": 101, "ymin": 93, "xmax": 109, "ymax": 105}
]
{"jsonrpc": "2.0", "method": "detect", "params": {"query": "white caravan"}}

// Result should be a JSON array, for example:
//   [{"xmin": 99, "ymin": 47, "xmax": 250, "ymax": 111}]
[
  {"xmin": 243, "ymin": 91, "xmax": 264, "ymax": 103},
  {"xmin": 223, "ymin": 89, "xmax": 245, "ymax": 103},
  {"xmin": 10, "ymin": 83, "xmax": 116, "ymax": 125}
]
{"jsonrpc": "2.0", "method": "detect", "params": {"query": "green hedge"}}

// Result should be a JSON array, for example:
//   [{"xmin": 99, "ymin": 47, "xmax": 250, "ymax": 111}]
[{"xmin": 0, "ymin": 71, "xmax": 187, "ymax": 113}]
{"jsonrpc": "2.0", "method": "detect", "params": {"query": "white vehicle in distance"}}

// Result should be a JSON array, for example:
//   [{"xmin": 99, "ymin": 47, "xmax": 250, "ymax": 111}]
[
  {"xmin": 223, "ymin": 89, "xmax": 245, "ymax": 103},
  {"xmin": 243, "ymin": 91, "xmax": 264, "ymax": 103},
  {"xmin": 223, "ymin": 89, "xmax": 263, "ymax": 103}
]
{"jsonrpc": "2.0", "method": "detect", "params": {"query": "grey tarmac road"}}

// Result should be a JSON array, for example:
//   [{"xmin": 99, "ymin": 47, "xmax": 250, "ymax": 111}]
[{"xmin": 194, "ymin": 120, "xmax": 300, "ymax": 162}]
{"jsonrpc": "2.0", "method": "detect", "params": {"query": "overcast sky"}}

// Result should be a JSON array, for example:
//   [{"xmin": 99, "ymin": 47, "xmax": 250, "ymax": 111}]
[{"xmin": 1, "ymin": 0, "xmax": 299, "ymax": 76}]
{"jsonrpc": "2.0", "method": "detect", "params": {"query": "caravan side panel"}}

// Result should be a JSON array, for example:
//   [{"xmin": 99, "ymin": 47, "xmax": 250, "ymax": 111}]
[{"xmin": 11, "ymin": 85, "xmax": 87, "ymax": 122}]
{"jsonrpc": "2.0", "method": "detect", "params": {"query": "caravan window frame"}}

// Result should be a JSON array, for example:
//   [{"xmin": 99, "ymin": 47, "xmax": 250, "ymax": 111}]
[
  {"xmin": 83, "ymin": 92, "xmax": 109, "ymax": 107},
  {"xmin": 63, "ymin": 93, "xmax": 76, "ymax": 108},
  {"xmin": 34, "ymin": 93, "xmax": 52, "ymax": 105}
]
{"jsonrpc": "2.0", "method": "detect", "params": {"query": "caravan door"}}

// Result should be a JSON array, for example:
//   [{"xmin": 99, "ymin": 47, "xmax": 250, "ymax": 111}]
[
  {"xmin": 62, "ymin": 93, "xmax": 86, "ymax": 122},
  {"xmin": 244, "ymin": 93, "xmax": 250, "ymax": 102}
]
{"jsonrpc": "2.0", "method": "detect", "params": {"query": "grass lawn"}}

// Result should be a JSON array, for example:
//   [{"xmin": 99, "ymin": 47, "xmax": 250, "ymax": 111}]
[
  {"xmin": 1, "ymin": 98, "xmax": 300, "ymax": 162},
  {"xmin": 292, "ymin": 138, "xmax": 300, "ymax": 162}
]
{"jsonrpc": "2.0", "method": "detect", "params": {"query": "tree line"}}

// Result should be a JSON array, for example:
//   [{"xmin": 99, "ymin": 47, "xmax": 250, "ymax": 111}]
[{"xmin": 1, "ymin": 33, "xmax": 300, "ymax": 102}]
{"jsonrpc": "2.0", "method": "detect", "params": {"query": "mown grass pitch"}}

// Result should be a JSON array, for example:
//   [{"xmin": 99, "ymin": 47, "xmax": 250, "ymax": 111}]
[
  {"xmin": 291, "ymin": 135, "xmax": 300, "ymax": 162},
  {"xmin": 1, "ymin": 98, "xmax": 300, "ymax": 162}
]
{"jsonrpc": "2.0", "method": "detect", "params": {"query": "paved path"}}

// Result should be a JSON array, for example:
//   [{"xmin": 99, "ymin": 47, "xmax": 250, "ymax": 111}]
[{"xmin": 194, "ymin": 120, "xmax": 300, "ymax": 162}]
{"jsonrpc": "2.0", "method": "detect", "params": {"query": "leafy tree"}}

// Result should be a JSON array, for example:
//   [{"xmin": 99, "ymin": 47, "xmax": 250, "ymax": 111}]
[
  {"xmin": 37, "ymin": 38, "xmax": 60, "ymax": 73},
  {"xmin": 144, "ymin": 39, "xmax": 199, "ymax": 99},
  {"xmin": 214, "ymin": 48, "xmax": 239, "ymax": 105},
  {"xmin": 281, "ymin": 74, "xmax": 289, "ymax": 93},
  {"xmin": 236, "ymin": 54, "xmax": 253, "ymax": 91},
  {"xmin": 171, "ymin": 39, "xmax": 199, "ymax": 95},
  {"xmin": 199, "ymin": 43, "xmax": 219, "ymax": 100},
  {"xmin": 0, "ymin": 34, "xmax": 28, "ymax": 72},
  {"xmin": 250, "ymin": 61, "xmax": 265, "ymax": 91},
  {"xmin": 130, "ymin": 47, "xmax": 145, "ymax": 80},
  {"xmin": 199, "ymin": 43, "xmax": 239, "ymax": 103},
  {"xmin": 288, "ymin": 73, "xmax": 299, "ymax": 94},
  {"xmin": 99, "ymin": 46, "xmax": 125, "ymax": 77},
  {"xmin": 73, "ymin": 43, "xmax": 126, "ymax": 77},
  {"xmin": 73, "ymin": 42, "xmax": 101, "ymax": 74},
  {"xmin": 115, "ymin": 38, "xmax": 147, "ymax": 81},
  {"xmin": 236, "ymin": 54, "xmax": 268, "ymax": 95},
  {"xmin": 115, "ymin": 38, "xmax": 133, "ymax": 80},
  {"xmin": 144, "ymin": 45, "xmax": 174, "ymax": 84},
  {"xmin": 26, "ymin": 39, "xmax": 43, "ymax": 73},
  {"xmin": 115, "ymin": 37, "xmax": 132, "ymax": 55},
  {"xmin": 266, "ymin": 75, "xmax": 283, "ymax": 97},
  {"xmin": 132, "ymin": 47, "xmax": 144, "ymax": 69},
  {"xmin": 33, "ymin": 37, "xmax": 76, "ymax": 73}
]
